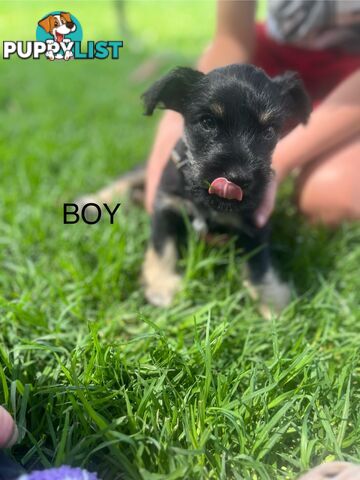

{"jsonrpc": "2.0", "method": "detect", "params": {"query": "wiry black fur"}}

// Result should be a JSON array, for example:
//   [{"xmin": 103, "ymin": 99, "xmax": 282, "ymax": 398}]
[{"xmin": 142, "ymin": 64, "xmax": 311, "ymax": 304}]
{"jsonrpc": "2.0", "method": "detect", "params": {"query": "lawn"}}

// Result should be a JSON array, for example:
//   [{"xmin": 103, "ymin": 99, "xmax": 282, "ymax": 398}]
[{"xmin": 0, "ymin": 2, "xmax": 359, "ymax": 479}]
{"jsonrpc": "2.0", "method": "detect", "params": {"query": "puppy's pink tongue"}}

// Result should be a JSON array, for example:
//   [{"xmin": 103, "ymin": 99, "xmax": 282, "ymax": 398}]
[{"xmin": 208, "ymin": 177, "xmax": 243, "ymax": 201}]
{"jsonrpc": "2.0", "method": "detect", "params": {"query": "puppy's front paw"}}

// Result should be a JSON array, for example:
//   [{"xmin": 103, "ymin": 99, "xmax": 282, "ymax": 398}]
[
  {"xmin": 258, "ymin": 280, "xmax": 291, "ymax": 320},
  {"xmin": 144, "ymin": 273, "xmax": 181, "ymax": 307},
  {"xmin": 244, "ymin": 268, "xmax": 291, "ymax": 319},
  {"xmin": 142, "ymin": 242, "xmax": 181, "ymax": 307}
]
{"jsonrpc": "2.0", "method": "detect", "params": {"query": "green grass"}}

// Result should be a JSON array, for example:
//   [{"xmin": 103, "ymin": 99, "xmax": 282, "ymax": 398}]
[{"xmin": 0, "ymin": 2, "xmax": 360, "ymax": 479}]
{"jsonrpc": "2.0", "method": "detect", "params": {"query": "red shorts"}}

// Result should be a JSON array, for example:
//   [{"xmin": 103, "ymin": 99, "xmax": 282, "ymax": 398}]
[{"xmin": 254, "ymin": 24, "xmax": 360, "ymax": 104}]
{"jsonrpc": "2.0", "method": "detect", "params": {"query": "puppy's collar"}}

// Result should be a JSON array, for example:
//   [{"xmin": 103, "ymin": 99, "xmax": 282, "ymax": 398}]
[
  {"xmin": 170, "ymin": 149, "xmax": 187, "ymax": 170},
  {"xmin": 170, "ymin": 137, "xmax": 189, "ymax": 170}
]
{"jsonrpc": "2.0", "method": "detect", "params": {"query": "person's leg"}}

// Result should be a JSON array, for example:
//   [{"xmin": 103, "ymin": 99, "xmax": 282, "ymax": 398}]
[{"xmin": 296, "ymin": 134, "xmax": 360, "ymax": 226}]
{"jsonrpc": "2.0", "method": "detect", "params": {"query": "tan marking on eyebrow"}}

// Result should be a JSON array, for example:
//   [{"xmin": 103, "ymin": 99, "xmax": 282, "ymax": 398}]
[
  {"xmin": 259, "ymin": 110, "xmax": 276, "ymax": 124},
  {"xmin": 210, "ymin": 103, "xmax": 224, "ymax": 117}
]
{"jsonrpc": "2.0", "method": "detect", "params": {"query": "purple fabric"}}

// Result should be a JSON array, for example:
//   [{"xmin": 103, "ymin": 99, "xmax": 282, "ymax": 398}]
[{"xmin": 20, "ymin": 465, "xmax": 99, "ymax": 480}]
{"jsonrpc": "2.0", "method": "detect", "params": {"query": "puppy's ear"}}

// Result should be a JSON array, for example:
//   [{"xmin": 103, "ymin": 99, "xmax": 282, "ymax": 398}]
[
  {"xmin": 60, "ymin": 12, "xmax": 72, "ymax": 23},
  {"xmin": 274, "ymin": 71, "xmax": 312, "ymax": 132},
  {"xmin": 38, "ymin": 15, "xmax": 52, "ymax": 33},
  {"xmin": 142, "ymin": 67, "xmax": 204, "ymax": 115}
]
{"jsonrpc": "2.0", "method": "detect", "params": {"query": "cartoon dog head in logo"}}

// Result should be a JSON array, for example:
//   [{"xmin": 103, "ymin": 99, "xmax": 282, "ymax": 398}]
[{"xmin": 38, "ymin": 12, "xmax": 76, "ymax": 60}]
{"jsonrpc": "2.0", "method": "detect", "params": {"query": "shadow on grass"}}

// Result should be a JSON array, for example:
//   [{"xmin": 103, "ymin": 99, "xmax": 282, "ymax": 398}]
[{"xmin": 270, "ymin": 180, "xmax": 353, "ymax": 298}]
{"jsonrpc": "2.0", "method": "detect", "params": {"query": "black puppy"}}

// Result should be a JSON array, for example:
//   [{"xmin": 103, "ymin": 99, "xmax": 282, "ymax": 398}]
[{"xmin": 141, "ymin": 64, "xmax": 311, "ymax": 314}]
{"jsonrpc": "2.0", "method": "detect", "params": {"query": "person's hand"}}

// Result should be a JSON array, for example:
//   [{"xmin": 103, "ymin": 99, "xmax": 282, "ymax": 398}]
[
  {"xmin": 0, "ymin": 406, "xmax": 18, "ymax": 448},
  {"xmin": 254, "ymin": 173, "xmax": 278, "ymax": 228}
]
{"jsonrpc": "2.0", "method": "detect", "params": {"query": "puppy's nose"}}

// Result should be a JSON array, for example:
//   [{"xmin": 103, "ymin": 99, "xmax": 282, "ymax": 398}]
[{"xmin": 66, "ymin": 21, "xmax": 75, "ymax": 29}]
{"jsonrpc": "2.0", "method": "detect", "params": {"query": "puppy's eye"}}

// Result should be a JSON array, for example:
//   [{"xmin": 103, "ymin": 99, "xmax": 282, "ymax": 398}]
[
  {"xmin": 200, "ymin": 115, "xmax": 216, "ymax": 131},
  {"xmin": 262, "ymin": 126, "xmax": 276, "ymax": 140}
]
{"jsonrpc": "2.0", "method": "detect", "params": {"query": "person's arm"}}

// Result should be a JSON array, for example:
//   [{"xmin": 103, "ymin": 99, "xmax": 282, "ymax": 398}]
[
  {"xmin": 274, "ymin": 69, "xmax": 360, "ymax": 181},
  {"xmin": 145, "ymin": 1, "xmax": 256, "ymax": 212},
  {"xmin": 198, "ymin": 0, "xmax": 256, "ymax": 71},
  {"xmin": 255, "ymin": 69, "xmax": 360, "ymax": 227}
]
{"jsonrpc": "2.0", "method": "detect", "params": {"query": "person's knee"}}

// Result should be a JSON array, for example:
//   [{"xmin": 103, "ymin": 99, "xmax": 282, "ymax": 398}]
[{"xmin": 297, "ymin": 166, "xmax": 359, "ymax": 226}]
